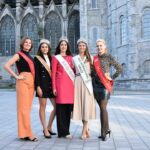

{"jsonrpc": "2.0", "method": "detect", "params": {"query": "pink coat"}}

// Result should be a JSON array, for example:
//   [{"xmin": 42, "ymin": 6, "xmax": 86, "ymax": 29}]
[{"xmin": 52, "ymin": 55, "xmax": 74, "ymax": 104}]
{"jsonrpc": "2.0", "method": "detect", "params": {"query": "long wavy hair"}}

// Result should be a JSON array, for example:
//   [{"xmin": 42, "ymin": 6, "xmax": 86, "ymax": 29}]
[
  {"xmin": 55, "ymin": 40, "xmax": 72, "ymax": 56},
  {"xmin": 77, "ymin": 42, "xmax": 92, "ymax": 64},
  {"xmin": 36, "ymin": 42, "xmax": 52, "ymax": 61}
]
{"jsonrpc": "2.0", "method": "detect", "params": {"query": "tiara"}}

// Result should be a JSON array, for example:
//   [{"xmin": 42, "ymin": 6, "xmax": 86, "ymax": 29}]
[
  {"xmin": 77, "ymin": 38, "xmax": 88, "ymax": 45},
  {"xmin": 59, "ymin": 37, "xmax": 68, "ymax": 43},
  {"xmin": 40, "ymin": 39, "xmax": 50, "ymax": 46}
]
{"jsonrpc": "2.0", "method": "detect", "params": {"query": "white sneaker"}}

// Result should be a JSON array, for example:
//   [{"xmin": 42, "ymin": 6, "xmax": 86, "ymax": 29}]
[{"xmin": 65, "ymin": 134, "xmax": 72, "ymax": 139}]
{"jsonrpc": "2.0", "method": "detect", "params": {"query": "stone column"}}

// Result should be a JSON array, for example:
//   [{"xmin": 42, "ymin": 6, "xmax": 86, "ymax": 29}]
[
  {"xmin": 16, "ymin": 0, "xmax": 23, "ymax": 51},
  {"xmin": 16, "ymin": 0, "xmax": 23, "ymax": 22},
  {"xmin": 79, "ymin": 0, "xmax": 88, "ymax": 40},
  {"xmin": 39, "ymin": 0, "xmax": 44, "ymax": 19},
  {"xmin": 0, "ymin": 0, "xmax": 4, "ymax": 11},
  {"xmin": 62, "ymin": 0, "xmax": 67, "ymax": 37},
  {"xmin": 110, "ymin": 0, "xmax": 117, "ymax": 57},
  {"xmin": 38, "ymin": 0, "xmax": 45, "ymax": 38}
]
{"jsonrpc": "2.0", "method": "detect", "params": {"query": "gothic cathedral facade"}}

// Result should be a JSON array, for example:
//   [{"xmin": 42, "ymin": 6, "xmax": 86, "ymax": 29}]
[{"xmin": 0, "ymin": 0, "xmax": 150, "ymax": 90}]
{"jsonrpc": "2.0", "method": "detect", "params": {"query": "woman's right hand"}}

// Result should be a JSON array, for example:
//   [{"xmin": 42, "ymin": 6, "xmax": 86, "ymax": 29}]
[
  {"xmin": 37, "ymin": 86, "xmax": 43, "ymax": 97},
  {"xmin": 16, "ymin": 75, "xmax": 25, "ymax": 80},
  {"xmin": 53, "ymin": 90, "xmax": 57, "ymax": 96},
  {"xmin": 105, "ymin": 73, "xmax": 112, "ymax": 81}
]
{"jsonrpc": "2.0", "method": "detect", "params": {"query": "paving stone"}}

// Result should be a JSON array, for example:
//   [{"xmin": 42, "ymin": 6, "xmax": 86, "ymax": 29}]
[{"xmin": 0, "ymin": 90, "xmax": 150, "ymax": 150}]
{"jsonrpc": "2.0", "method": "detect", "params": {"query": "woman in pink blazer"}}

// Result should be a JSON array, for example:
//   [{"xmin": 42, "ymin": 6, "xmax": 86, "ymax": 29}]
[{"xmin": 52, "ymin": 37, "xmax": 74, "ymax": 139}]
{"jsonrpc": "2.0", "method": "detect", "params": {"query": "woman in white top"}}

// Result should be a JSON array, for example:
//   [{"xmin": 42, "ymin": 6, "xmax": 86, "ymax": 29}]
[{"xmin": 34, "ymin": 39, "xmax": 56, "ymax": 138}]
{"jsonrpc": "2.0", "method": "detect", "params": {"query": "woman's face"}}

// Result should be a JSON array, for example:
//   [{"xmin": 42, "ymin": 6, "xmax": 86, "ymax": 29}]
[
  {"xmin": 23, "ymin": 39, "xmax": 32, "ymax": 51},
  {"xmin": 40, "ymin": 43, "xmax": 49, "ymax": 55},
  {"xmin": 96, "ymin": 41, "xmax": 106, "ymax": 56},
  {"xmin": 60, "ymin": 41, "xmax": 68, "ymax": 53},
  {"xmin": 78, "ymin": 42, "xmax": 87, "ymax": 54}
]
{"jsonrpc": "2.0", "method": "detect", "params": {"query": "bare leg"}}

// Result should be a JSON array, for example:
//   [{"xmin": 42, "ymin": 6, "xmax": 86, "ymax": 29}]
[
  {"xmin": 39, "ymin": 98, "xmax": 50, "ymax": 136},
  {"xmin": 81, "ymin": 120, "xmax": 88, "ymax": 139},
  {"xmin": 86, "ymin": 124, "xmax": 90, "ymax": 138},
  {"xmin": 47, "ymin": 98, "xmax": 56, "ymax": 132}
]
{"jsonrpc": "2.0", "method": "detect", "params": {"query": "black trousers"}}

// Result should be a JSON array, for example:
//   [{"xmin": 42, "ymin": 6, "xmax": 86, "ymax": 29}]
[{"xmin": 56, "ymin": 104, "xmax": 73, "ymax": 137}]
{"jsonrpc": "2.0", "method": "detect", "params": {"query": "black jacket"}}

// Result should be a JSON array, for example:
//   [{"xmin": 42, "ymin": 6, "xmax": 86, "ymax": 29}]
[{"xmin": 34, "ymin": 55, "xmax": 52, "ymax": 91}]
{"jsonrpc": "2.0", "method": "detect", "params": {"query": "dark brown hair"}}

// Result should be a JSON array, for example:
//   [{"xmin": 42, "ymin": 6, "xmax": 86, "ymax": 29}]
[
  {"xmin": 20, "ymin": 37, "xmax": 33, "ymax": 51},
  {"xmin": 55, "ymin": 40, "xmax": 72, "ymax": 56},
  {"xmin": 36, "ymin": 42, "xmax": 52, "ymax": 60},
  {"xmin": 78, "ymin": 42, "xmax": 92, "ymax": 64}
]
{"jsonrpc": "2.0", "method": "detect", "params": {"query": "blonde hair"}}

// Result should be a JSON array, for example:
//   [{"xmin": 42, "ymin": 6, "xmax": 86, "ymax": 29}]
[
  {"xmin": 96, "ymin": 39, "xmax": 108, "ymax": 53},
  {"xmin": 96, "ymin": 39, "xmax": 106, "ymax": 45}
]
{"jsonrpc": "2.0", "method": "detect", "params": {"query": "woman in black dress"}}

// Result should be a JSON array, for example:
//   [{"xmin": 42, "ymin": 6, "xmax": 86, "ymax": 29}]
[
  {"xmin": 91, "ymin": 39, "xmax": 123, "ymax": 141},
  {"xmin": 34, "ymin": 39, "xmax": 56, "ymax": 138}
]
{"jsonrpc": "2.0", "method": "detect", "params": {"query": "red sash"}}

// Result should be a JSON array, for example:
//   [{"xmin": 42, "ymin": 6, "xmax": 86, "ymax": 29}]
[
  {"xmin": 17, "ymin": 51, "xmax": 35, "ymax": 78},
  {"xmin": 93, "ymin": 55, "xmax": 114, "ymax": 94}
]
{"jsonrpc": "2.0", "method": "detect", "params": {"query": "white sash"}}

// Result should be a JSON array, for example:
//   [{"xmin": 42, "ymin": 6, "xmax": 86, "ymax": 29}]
[
  {"xmin": 55, "ymin": 54, "xmax": 75, "ymax": 83},
  {"xmin": 73, "ymin": 55, "xmax": 93, "ymax": 95}
]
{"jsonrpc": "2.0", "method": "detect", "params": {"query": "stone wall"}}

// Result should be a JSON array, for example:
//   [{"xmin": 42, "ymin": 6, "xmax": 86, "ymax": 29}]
[
  {"xmin": 0, "ymin": 0, "xmax": 150, "ymax": 90},
  {"xmin": 107, "ymin": 0, "xmax": 150, "ymax": 89}
]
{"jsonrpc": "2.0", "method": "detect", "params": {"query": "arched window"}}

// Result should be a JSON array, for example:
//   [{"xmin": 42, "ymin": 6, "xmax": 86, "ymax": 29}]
[
  {"xmin": 45, "ymin": 12, "xmax": 61, "ymax": 53},
  {"xmin": 142, "ymin": 8, "xmax": 150, "ymax": 39},
  {"xmin": 120, "ymin": 15, "xmax": 127, "ymax": 45},
  {"xmin": 21, "ymin": 14, "xmax": 39, "ymax": 54},
  {"xmin": 91, "ymin": 0, "xmax": 97, "ymax": 9},
  {"xmin": 121, "ymin": 63, "xmax": 126, "ymax": 78},
  {"xmin": 0, "ymin": 15, "xmax": 15, "ymax": 56},
  {"xmin": 92, "ymin": 27, "xmax": 98, "ymax": 47},
  {"xmin": 68, "ymin": 11, "xmax": 80, "ymax": 54},
  {"xmin": 143, "ymin": 60, "xmax": 150, "ymax": 75}
]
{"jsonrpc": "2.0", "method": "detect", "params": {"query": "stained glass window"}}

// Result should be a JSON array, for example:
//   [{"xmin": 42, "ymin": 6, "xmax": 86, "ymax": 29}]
[
  {"xmin": 121, "ymin": 63, "xmax": 127, "ymax": 78},
  {"xmin": 45, "ymin": 12, "xmax": 61, "ymax": 53},
  {"xmin": 0, "ymin": 15, "xmax": 15, "ymax": 56},
  {"xmin": 92, "ymin": 27, "xmax": 98, "ymax": 48},
  {"xmin": 144, "ymin": 60, "xmax": 150, "ymax": 74},
  {"xmin": 142, "ymin": 8, "xmax": 150, "ymax": 39},
  {"xmin": 21, "ymin": 13, "xmax": 39, "ymax": 54},
  {"xmin": 120, "ymin": 15, "xmax": 127, "ymax": 45},
  {"xmin": 68, "ymin": 11, "xmax": 80, "ymax": 54},
  {"xmin": 91, "ymin": 0, "xmax": 97, "ymax": 9}
]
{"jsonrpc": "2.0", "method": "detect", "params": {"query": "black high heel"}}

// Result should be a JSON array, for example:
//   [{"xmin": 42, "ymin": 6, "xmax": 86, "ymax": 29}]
[
  {"xmin": 48, "ymin": 130, "xmax": 56, "ymax": 135},
  {"xmin": 98, "ymin": 130, "xmax": 111, "ymax": 139},
  {"xmin": 98, "ymin": 135, "xmax": 102, "ymax": 139},
  {"xmin": 106, "ymin": 130, "xmax": 111, "ymax": 138},
  {"xmin": 43, "ymin": 130, "xmax": 51, "ymax": 138},
  {"xmin": 22, "ymin": 137, "xmax": 38, "ymax": 142},
  {"xmin": 98, "ymin": 135, "xmax": 106, "ymax": 141},
  {"xmin": 101, "ymin": 135, "xmax": 106, "ymax": 141}
]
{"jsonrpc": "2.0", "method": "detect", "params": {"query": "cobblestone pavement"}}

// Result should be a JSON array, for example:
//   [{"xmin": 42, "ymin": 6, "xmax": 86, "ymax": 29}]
[{"xmin": 0, "ymin": 90, "xmax": 150, "ymax": 150}]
